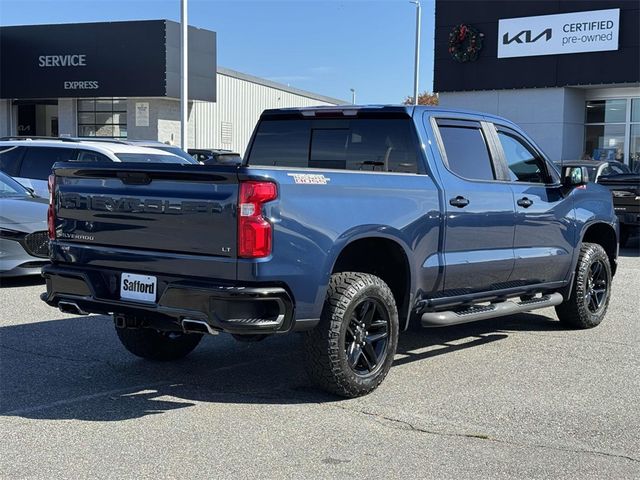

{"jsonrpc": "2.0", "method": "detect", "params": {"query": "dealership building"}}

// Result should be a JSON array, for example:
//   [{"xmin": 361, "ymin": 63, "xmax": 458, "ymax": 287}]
[
  {"xmin": 435, "ymin": 0, "xmax": 640, "ymax": 170},
  {"xmin": 0, "ymin": 21, "xmax": 344, "ymax": 155}
]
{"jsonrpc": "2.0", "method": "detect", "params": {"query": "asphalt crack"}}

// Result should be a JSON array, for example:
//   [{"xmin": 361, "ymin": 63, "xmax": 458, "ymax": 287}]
[{"xmin": 331, "ymin": 404, "xmax": 640, "ymax": 464}]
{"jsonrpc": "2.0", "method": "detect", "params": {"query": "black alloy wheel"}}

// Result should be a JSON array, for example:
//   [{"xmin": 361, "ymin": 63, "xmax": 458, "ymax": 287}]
[
  {"xmin": 345, "ymin": 299, "xmax": 390, "ymax": 376},
  {"xmin": 303, "ymin": 272, "xmax": 399, "ymax": 398},
  {"xmin": 584, "ymin": 259, "xmax": 609, "ymax": 313},
  {"xmin": 555, "ymin": 242, "xmax": 612, "ymax": 329}
]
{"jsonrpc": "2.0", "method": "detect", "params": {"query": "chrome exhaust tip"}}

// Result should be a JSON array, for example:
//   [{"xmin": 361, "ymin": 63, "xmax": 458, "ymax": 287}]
[
  {"xmin": 58, "ymin": 301, "xmax": 88, "ymax": 316},
  {"xmin": 181, "ymin": 318, "xmax": 219, "ymax": 335}
]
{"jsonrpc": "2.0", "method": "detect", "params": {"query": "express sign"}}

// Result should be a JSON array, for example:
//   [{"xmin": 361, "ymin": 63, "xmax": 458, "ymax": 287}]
[{"xmin": 498, "ymin": 8, "xmax": 620, "ymax": 59}]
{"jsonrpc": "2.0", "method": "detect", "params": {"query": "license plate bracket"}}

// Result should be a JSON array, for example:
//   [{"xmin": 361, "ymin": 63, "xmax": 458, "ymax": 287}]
[{"xmin": 120, "ymin": 273, "xmax": 157, "ymax": 303}]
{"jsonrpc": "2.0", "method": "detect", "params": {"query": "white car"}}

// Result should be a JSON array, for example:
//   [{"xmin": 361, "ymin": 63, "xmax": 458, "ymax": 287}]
[{"xmin": 0, "ymin": 138, "xmax": 193, "ymax": 197}]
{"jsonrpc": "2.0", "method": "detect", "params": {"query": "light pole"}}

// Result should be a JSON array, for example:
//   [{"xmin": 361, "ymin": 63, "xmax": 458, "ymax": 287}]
[
  {"xmin": 350, "ymin": 88, "xmax": 356, "ymax": 105},
  {"xmin": 410, "ymin": 1, "xmax": 421, "ymax": 106},
  {"xmin": 180, "ymin": 0, "xmax": 188, "ymax": 149}
]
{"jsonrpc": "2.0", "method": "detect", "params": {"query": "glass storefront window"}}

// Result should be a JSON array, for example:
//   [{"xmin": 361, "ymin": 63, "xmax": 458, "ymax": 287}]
[
  {"xmin": 630, "ymin": 124, "xmax": 640, "ymax": 172},
  {"xmin": 585, "ymin": 124, "xmax": 626, "ymax": 161},
  {"xmin": 585, "ymin": 99, "xmax": 627, "ymax": 123},
  {"xmin": 632, "ymin": 99, "xmax": 640, "ymax": 123},
  {"xmin": 584, "ymin": 97, "xmax": 640, "ymax": 164},
  {"xmin": 77, "ymin": 98, "xmax": 127, "ymax": 138}
]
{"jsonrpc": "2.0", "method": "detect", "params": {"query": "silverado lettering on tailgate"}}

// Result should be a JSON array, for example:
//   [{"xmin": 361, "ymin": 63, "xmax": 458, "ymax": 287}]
[{"xmin": 60, "ymin": 193, "xmax": 222, "ymax": 215}]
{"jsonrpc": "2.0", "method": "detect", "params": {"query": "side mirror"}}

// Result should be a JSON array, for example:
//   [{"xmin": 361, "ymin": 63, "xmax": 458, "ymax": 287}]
[{"xmin": 561, "ymin": 166, "xmax": 589, "ymax": 187}]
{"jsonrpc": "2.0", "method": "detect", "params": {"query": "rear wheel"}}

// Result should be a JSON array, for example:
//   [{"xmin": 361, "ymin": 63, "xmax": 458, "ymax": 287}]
[
  {"xmin": 555, "ymin": 243, "xmax": 611, "ymax": 329},
  {"xmin": 303, "ymin": 272, "xmax": 399, "ymax": 398},
  {"xmin": 115, "ymin": 322, "xmax": 202, "ymax": 361}
]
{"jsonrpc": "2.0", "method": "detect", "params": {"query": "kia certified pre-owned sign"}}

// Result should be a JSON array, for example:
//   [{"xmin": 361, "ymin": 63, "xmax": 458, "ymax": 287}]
[{"xmin": 498, "ymin": 8, "xmax": 619, "ymax": 59}]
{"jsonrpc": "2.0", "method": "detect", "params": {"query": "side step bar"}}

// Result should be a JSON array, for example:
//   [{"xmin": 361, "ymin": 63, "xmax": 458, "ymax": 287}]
[{"xmin": 421, "ymin": 293, "xmax": 563, "ymax": 327}]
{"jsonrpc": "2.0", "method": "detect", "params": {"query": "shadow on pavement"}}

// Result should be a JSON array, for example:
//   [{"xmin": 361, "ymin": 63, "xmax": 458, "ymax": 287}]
[
  {"xmin": 0, "ymin": 311, "xmax": 566, "ymax": 422},
  {"xmin": 0, "ymin": 275, "xmax": 45, "ymax": 288}
]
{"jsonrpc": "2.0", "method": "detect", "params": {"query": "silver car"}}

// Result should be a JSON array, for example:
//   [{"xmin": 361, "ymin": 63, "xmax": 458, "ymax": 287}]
[{"xmin": 0, "ymin": 171, "xmax": 49, "ymax": 276}]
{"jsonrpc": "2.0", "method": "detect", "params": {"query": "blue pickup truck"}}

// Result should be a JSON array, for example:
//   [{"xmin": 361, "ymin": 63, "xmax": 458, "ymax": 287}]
[{"xmin": 42, "ymin": 106, "xmax": 618, "ymax": 397}]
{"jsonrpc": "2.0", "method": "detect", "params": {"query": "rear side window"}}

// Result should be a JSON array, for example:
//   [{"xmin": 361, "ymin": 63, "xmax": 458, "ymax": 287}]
[
  {"xmin": 19, "ymin": 147, "xmax": 75, "ymax": 180},
  {"xmin": 248, "ymin": 118, "xmax": 420, "ymax": 173},
  {"xmin": 437, "ymin": 124, "xmax": 495, "ymax": 180},
  {"xmin": 0, "ymin": 146, "xmax": 25, "ymax": 176},
  {"xmin": 74, "ymin": 149, "xmax": 111, "ymax": 163},
  {"xmin": 248, "ymin": 120, "xmax": 310, "ymax": 168}
]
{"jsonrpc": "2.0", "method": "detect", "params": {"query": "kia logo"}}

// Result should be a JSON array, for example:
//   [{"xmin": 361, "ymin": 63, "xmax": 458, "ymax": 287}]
[{"xmin": 503, "ymin": 28, "xmax": 552, "ymax": 44}]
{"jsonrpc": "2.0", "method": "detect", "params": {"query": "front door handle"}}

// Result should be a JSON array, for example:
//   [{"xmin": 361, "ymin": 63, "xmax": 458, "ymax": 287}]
[
  {"xmin": 449, "ymin": 196, "xmax": 470, "ymax": 208},
  {"xmin": 517, "ymin": 197, "xmax": 533, "ymax": 208}
]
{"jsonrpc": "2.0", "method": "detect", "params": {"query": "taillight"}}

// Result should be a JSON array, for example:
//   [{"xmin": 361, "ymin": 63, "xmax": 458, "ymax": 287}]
[
  {"xmin": 47, "ymin": 174, "xmax": 56, "ymax": 240},
  {"xmin": 238, "ymin": 181, "xmax": 277, "ymax": 258}
]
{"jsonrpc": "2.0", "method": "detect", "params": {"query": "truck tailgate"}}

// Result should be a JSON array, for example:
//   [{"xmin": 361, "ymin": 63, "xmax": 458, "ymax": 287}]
[{"xmin": 54, "ymin": 163, "xmax": 239, "ymax": 258}]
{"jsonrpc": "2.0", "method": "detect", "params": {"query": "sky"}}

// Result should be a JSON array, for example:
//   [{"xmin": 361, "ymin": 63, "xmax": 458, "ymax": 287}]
[{"xmin": 0, "ymin": 0, "xmax": 436, "ymax": 104}]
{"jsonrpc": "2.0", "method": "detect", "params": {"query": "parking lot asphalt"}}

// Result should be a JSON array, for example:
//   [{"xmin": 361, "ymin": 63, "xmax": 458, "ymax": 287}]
[{"xmin": 1, "ymin": 242, "xmax": 639, "ymax": 480}]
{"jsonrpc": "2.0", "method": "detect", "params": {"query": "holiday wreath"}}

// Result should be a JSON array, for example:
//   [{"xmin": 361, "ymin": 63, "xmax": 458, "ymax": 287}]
[{"xmin": 448, "ymin": 24, "xmax": 484, "ymax": 63}]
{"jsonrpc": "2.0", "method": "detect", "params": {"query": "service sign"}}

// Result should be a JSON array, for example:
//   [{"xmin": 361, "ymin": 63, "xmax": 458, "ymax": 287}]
[{"xmin": 498, "ymin": 8, "xmax": 619, "ymax": 59}]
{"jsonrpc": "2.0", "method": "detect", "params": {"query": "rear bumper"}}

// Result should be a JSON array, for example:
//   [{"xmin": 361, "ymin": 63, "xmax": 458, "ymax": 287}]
[{"xmin": 41, "ymin": 264, "xmax": 296, "ymax": 335}]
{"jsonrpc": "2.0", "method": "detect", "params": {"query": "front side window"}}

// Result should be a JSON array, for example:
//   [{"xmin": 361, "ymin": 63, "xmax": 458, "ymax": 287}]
[
  {"xmin": 248, "ymin": 118, "xmax": 420, "ymax": 173},
  {"xmin": 498, "ymin": 131, "xmax": 550, "ymax": 184},
  {"xmin": 437, "ymin": 124, "xmax": 494, "ymax": 181},
  {"xmin": 20, "ymin": 147, "xmax": 75, "ymax": 180}
]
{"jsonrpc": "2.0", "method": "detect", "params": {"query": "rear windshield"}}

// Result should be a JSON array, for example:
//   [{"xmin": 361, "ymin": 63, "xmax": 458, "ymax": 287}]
[
  {"xmin": 115, "ymin": 153, "xmax": 190, "ymax": 164},
  {"xmin": 247, "ymin": 118, "xmax": 421, "ymax": 173},
  {"xmin": 152, "ymin": 146, "xmax": 199, "ymax": 164},
  {"xmin": 0, "ymin": 171, "xmax": 30, "ymax": 197}
]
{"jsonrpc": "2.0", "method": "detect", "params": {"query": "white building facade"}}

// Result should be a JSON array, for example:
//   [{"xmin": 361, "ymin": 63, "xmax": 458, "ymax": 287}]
[{"xmin": 0, "ymin": 21, "xmax": 344, "ymax": 156}]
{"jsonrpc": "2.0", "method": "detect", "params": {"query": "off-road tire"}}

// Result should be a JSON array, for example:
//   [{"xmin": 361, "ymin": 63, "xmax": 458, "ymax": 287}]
[
  {"xmin": 115, "ymin": 324, "xmax": 203, "ymax": 361},
  {"xmin": 555, "ymin": 242, "xmax": 612, "ymax": 329},
  {"xmin": 303, "ymin": 272, "xmax": 399, "ymax": 398}
]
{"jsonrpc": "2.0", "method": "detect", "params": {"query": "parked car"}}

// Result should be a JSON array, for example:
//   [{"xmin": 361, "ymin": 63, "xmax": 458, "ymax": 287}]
[
  {"xmin": 42, "ymin": 106, "xmax": 618, "ymax": 397},
  {"xmin": 554, "ymin": 160, "xmax": 630, "ymax": 182},
  {"xmin": 0, "ymin": 137, "xmax": 191, "ymax": 197},
  {"xmin": 0, "ymin": 171, "xmax": 49, "ymax": 277},
  {"xmin": 124, "ymin": 140, "xmax": 198, "ymax": 164},
  {"xmin": 555, "ymin": 160, "xmax": 637, "ymax": 245},
  {"xmin": 188, "ymin": 148, "xmax": 242, "ymax": 165},
  {"xmin": 598, "ymin": 173, "xmax": 640, "ymax": 247}
]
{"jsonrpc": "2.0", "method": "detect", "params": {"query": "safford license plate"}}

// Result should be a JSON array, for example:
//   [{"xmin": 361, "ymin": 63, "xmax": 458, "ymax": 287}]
[{"xmin": 120, "ymin": 273, "xmax": 157, "ymax": 303}]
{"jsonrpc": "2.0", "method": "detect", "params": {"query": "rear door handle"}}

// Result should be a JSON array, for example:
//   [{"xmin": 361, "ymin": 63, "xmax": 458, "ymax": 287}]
[
  {"xmin": 449, "ymin": 196, "xmax": 470, "ymax": 208},
  {"xmin": 517, "ymin": 197, "xmax": 533, "ymax": 208}
]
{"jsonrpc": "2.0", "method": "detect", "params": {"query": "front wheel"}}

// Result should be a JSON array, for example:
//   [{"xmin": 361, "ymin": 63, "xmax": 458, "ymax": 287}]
[
  {"xmin": 555, "ymin": 243, "xmax": 612, "ymax": 329},
  {"xmin": 115, "ymin": 323, "xmax": 203, "ymax": 361},
  {"xmin": 303, "ymin": 272, "xmax": 399, "ymax": 398}
]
